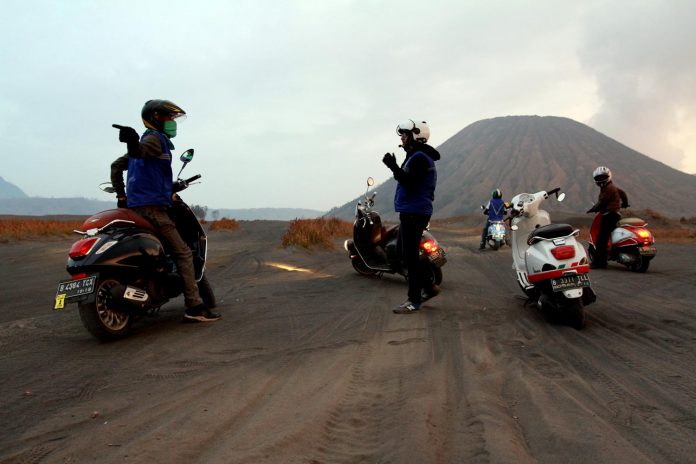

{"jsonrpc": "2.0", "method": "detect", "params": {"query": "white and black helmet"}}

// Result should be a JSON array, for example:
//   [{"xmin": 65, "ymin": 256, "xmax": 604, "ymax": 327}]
[
  {"xmin": 592, "ymin": 166, "xmax": 612, "ymax": 187},
  {"xmin": 396, "ymin": 119, "xmax": 430, "ymax": 143}
]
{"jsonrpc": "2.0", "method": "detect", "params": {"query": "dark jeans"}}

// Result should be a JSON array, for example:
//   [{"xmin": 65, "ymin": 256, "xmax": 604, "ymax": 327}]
[
  {"xmin": 595, "ymin": 211, "xmax": 621, "ymax": 265},
  {"xmin": 398, "ymin": 212, "xmax": 432, "ymax": 304},
  {"xmin": 132, "ymin": 205, "xmax": 202, "ymax": 307},
  {"xmin": 480, "ymin": 220, "xmax": 492, "ymax": 247}
]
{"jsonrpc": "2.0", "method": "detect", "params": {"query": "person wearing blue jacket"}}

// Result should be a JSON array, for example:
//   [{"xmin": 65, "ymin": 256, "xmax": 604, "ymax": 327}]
[
  {"xmin": 480, "ymin": 189, "xmax": 507, "ymax": 249},
  {"xmin": 110, "ymin": 100, "xmax": 220, "ymax": 322},
  {"xmin": 382, "ymin": 119, "xmax": 441, "ymax": 314}
]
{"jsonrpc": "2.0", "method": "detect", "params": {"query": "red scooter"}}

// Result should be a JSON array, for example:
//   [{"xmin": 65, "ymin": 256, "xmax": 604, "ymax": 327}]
[{"xmin": 588, "ymin": 213, "xmax": 656, "ymax": 272}]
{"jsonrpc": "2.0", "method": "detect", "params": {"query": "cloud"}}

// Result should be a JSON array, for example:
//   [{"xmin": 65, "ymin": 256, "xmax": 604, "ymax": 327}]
[
  {"xmin": 1, "ymin": 0, "xmax": 693, "ymax": 212},
  {"xmin": 579, "ymin": 1, "xmax": 696, "ymax": 172}
]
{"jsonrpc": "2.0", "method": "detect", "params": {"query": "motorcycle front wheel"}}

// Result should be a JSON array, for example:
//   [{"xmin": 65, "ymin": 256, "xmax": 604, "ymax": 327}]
[{"xmin": 78, "ymin": 277, "xmax": 132, "ymax": 342}]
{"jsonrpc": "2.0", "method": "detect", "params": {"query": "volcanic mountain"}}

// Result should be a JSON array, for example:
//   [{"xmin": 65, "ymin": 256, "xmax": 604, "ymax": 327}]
[{"xmin": 328, "ymin": 116, "xmax": 696, "ymax": 220}]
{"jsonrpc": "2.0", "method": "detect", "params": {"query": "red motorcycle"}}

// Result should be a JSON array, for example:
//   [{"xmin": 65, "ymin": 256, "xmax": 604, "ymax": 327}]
[
  {"xmin": 53, "ymin": 149, "xmax": 215, "ymax": 341},
  {"xmin": 588, "ymin": 213, "xmax": 656, "ymax": 272}
]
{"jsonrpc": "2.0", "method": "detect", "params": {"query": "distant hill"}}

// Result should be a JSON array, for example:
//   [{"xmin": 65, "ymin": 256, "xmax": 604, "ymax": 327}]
[
  {"xmin": 208, "ymin": 208, "xmax": 323, "ymax": 221},
  {"xmin": 0, "ymin": 176, "xmax": 28, "ymax": 199},
  {"xmin": 0, "ymin": 196, "xmax": 323, "ymax": 221},
  {"xmin": 327, "ymin": 116, "xmax": 696, "ymax": 220},
  {"xmin": 0, "ymin": 198, "xmax": 115, "ymax": 216}
]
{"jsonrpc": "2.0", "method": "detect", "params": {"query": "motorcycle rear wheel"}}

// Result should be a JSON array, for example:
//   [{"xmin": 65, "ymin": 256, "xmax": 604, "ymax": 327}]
[
  {"xmin": 431, "ymin": 265, "xmax": 443, "ymax": 286},
  {"xmin": 197, "ymin": 275, "xmax": 217, "ymax": 307},
  {"xmin": 351, "ymin": 258, "xmax": 378, "ymax": 276},
  {"xmin": 490, "ymin": 240, "xmax": 500, "ymax": 251},
  {"xmin": 628, "ymin": 254, "xmax": 651, "ymax": 273},
  {"xmin": 565, "ymin": 298, "xmax": 586, "ymax": 330},
  {"xmin": 78, "ymin": 277, "xmax": 132, "ymax": 342}
]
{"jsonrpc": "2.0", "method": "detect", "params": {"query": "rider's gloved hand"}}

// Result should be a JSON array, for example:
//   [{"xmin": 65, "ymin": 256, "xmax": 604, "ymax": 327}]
[
  {"xmin": 117, "ymin": 126, "xmax": 140, "ymax": 144},
  {"xmin": 382, "ymin": 152, "xmax": 398, "ymax": 170},
  {"xmin": 117, "ymin": 196, "xmax": 127, "ymax": 208}
]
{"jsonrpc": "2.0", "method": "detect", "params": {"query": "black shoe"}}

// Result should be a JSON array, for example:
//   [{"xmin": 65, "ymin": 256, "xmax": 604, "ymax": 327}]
[
  {"xmin": 184, "ymin": 303, "xmax": 221, "ymax": 322},
  {"xmin": 421, "ymin": 285, "xmax": 440, "ymax": 302},
  {"xmin": 479, "ymin": 245, "xmax": 486, "ymax": 250},
  {"xmin": 393, "ymin": 301, "xmax": 421, "ymax": 314}
]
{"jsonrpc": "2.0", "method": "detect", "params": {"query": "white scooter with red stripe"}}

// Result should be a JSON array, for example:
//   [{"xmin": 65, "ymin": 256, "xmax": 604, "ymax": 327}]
[{"xmin": 509, "ymin": 187, "xmax": 596, "ymax": 329}]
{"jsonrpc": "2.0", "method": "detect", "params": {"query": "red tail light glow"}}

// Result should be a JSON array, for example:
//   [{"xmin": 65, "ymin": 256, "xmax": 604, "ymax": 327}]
[
  {"xmin": 421, "ymin": 240, "xmax": 439, "ymax": 253},
  {"xmin": 635, "ymin": 228, "xmax": 652, "ymax": 240},
  {"xmin": 550, "ymin": 245, "xmax": 575, "ymax": 260},
  {"xmin": 69, "ymin": 237, "xmax": 99, "ymax": 259}
]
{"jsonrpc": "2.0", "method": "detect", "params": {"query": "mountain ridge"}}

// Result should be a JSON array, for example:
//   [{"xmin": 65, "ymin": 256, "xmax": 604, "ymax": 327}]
[{"xmin": 327, "ymin": 115, "xmax": 696, "ymax": 220}]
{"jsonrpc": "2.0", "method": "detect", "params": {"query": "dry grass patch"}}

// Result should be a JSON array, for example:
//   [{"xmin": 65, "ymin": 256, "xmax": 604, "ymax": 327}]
[
  {"xmin": 282, "ymin": 217, "xmax": 353, "ymax": 249},
  {"xmin": 0, "ymin": 219, "xmax": 84, "ymax": 242},
  {"xmin": 209, "ymin": 218, "xmax": 240, "ymax": 231}
]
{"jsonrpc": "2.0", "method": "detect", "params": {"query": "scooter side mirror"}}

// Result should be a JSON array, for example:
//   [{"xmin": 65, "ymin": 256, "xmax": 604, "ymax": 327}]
[
  {"xmin": 367, "ymin": 177, "xmax": 374, "ymax": 187},
  {"xmin": 176, "ymin": 149, "xmax": 195, "ymax": 179},
  {"xmin": 557, "ymin": 193, "xmax": 566, "ymax": 202},
  {"xmin": 511, "ymin": 224, "xmax": 519, "ymax": 231},
  {"xmin": 179, "ymin": 148, "xmax": 195, "ymax": 164}
]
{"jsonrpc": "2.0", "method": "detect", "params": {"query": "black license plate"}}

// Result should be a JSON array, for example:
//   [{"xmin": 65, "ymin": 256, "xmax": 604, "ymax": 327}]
[
  {"xmin": 428, "ymin": 248, "xmax": 447, "ymax": 266},
  {"xmin": 55, "ymin": 275, "xmax": 97, "ymax": 309},
  {"xmin": 551, "ymin": 274, "xmax": 591, "ymax": 292},
  {"xmin": 638, "ymin": 246, "xmax": 656, "ymax": 256}
]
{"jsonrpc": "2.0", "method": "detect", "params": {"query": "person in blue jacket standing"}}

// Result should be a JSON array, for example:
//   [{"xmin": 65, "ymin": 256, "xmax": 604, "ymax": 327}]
[
  {"xmin": 110, "ymin": 99, "xmax": 220, "ymax": 322},
  {"xmin": 480, "ymin": 189, "xmax": 506, "ymax": 250},
  {"xmin": 382, "ymin": 119, "xmax": 441, "ymax": 314}
]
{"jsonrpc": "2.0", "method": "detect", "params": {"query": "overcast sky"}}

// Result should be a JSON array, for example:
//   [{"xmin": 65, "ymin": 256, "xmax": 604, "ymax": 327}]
[{"xmin": 1, "ymin": 0, "xmax": 694, "ymax": 211}]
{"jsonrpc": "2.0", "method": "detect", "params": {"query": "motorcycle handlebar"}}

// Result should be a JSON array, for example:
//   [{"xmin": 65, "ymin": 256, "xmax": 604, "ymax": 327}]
[
  {"xmin": 172, "ymin": 174, "xmax": 202, "ymax": 193},
  {"xmin": 546, "ymin": 187, "xmax": 560, "ymax": 196}
]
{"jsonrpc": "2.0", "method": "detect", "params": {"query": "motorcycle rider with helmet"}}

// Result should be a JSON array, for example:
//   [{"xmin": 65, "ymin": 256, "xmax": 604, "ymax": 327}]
[
  {"xmin": 586, "ymin": 166, "xmax": 625, "ymax": 269},
  {"xmin": 110, "ymin": 99, "xmax": 220, "ymax": 322},
  {"xmin": 382, "ymin": 119, "xmax": 441, "ymax": 314},
  {"xmin": 479, "ymin": 188, "xmax": 507, "ymax": 250}
]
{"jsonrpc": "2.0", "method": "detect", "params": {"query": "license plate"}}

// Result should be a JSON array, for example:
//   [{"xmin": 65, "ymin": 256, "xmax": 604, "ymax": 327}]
[
  {"xmin": 428, "ymin": 248, "xmax": 447, "ymax": 266},
  {"xmin": 551, "ymin": 274, "xmax": 590, "ymax": 292},
  {"xmin": 638, "ymin": 246, "xmax": 656, "ymax": 256},
  {"xmin": 54, "ymin": 275, "xmax": 97, "ymax": 309}
]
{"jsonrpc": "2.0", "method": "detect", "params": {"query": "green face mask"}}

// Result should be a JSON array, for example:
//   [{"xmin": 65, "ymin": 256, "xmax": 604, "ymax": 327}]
[{"xmin": 163, "ymin": 120, "xmax": 177, "ymax": 138}]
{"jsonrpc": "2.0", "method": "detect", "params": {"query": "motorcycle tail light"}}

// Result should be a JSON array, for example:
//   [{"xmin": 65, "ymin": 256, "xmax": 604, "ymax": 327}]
[
  {"xmin": 69, "ymin": 237, "xmax": 99, "ymax": 259},
  {"xmin": 635, "ymin": 228, "xmax": 652, "ymax": 240},
  {"xmin": 551, "ymin": 245, "xmax": 575, "ymax": 260},
  {"xmin": 421, "ymin": 239, "xmax": 439, "ymax": 253}
]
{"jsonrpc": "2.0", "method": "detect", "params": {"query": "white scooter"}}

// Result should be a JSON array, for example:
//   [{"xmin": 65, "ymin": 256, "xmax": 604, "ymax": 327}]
[{"xmin": 509, "ymin": 187, "xmax": 596, "ymax": 329}]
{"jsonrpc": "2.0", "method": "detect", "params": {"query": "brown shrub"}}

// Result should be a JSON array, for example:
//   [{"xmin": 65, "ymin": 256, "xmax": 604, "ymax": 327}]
[
  {"xmin": 281, "ymin": 217, "xmax": 353, "ymax": 249},
  {"xmin": 209, "ymin": 218, "xmax": 240, "ymax": 231},
  {"xmin": 0, "ymin": 219, "xmax": 84, "ymax": 242}
]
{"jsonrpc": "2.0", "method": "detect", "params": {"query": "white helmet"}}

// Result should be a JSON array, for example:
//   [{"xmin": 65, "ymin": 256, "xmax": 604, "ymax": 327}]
[
  {"xmin": 592, "ymin": 166, "xmax": 612, "ymax": 187},
  {"xmin": 396, "ymin": 119, "xmax": 430, "ymax": 143}
]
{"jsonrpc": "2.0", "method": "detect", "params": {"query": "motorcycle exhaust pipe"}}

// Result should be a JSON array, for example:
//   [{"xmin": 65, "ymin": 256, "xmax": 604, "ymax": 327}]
[{"xmin": 109, "ymin": 284, "xmax": 150, "ymax": 311}]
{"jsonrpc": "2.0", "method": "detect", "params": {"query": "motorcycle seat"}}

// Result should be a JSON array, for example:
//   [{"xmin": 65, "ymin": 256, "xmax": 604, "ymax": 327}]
[
  {"xmin": 618, "ymin": 217, "xmax": 646, "ymax": 227},
  {"xmin": 527, "ymin": 223, "xmax": 575, "ymax": 245},
  {"xmin": 81, "ymin": 208, "xmax": 158, "ymax": 234}
]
